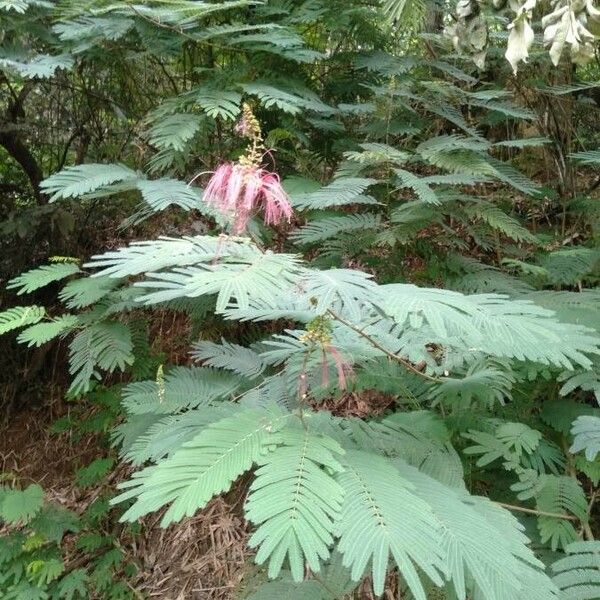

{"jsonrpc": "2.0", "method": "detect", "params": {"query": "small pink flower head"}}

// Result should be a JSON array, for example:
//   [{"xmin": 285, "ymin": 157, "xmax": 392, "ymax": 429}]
[{"xmin": 202, "ymin": 162, "xmax": 293, "ymax": 234}]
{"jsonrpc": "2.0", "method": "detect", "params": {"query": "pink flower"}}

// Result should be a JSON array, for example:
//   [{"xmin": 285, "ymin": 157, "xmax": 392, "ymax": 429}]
[{"xmin": 202, "ymin": 162, "xmax": 292, "ymax": 233}]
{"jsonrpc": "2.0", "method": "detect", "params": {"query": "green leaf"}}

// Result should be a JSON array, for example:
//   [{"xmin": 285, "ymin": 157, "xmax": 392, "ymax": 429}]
[
  {"xmin": 290, "ymin": 177, "xmax": 378, "ymax": 210},
  {"xmin": 0, "ymin": 306, "xmax": 45, "ymax": 335},
  {"xmin": 0, "ymin": 484, "xmax": 44, "ymax": 525},
  {"xmin": 27, "ymin": 557, "xmax": 64, "ymax": 586},
  {"xmin": 17, "ymin": 315, "xmax": 79, "ymax": 347},
  {"xmin": 541, "ymin": 400, "xmax": 600, "ymax": 436},
  {"xmin": 291, "ymin": 214, "xmax": 381, "ymax": 245},
  {"xmin": 536, "ymin": 476, "xmax": 588, "ymax": 551},
  {"xmin": 570, "ymin": 150, "xmax": 600, "ymax": 165},
  {"xmin": 136, "ymin": 178, "xmax": 200, "ymax": 212},
  {"xmin": 54, "ymin": 569, "xmax": 88, "ymax": 600},
  {"xmin": 551, "ymin": 540, "xmax": 600, "ymax": 600},
  {"xmin": 8, "ymin": 263, "xmax": 80, "ymax": 294},
  {"xmin": 29, "ymin": 505, "xmax": 79, "ymax": 542},
  {"xmin": 246, "ymin": 427, "xmax": 345, "ymax": 580},
  {"xmin": 245, "ymin": 578, "xmax": 326, "ymax": 600},
  {"xmin": 397, "ymin": 462, "xmax": 557, "ymax": 600},
  {"xmin": 335, "ymin": 450, "xmax": 443, "ymax": 599},
  {"xmin": 121, "ymin": 366, "xmax": 242, "ymax": 415},
  {"xmin": 147, "ymin": 113, "xmax": 204, "ymax": 151},
  {"xmin": 41, "ymin": 163, "xmax": 138, "ymax": 202},
  {"xmin": 395, "ymin": 169, "xmax": 440, "ymax": 205},
  {"xmin": 59, "ymin": 276, "xmax": 120, "ymax": 309},
  {"xmin": 3, "ymin": 53, "xmax": 73, "ymax": 78},
  {"xmin": 114, "ymin": 408, "xmax": 290, "ymax": 526},
  {"xmin": 242, "ymin": 81, "xmax": 334, "ymax": 115},
  {"xmin": 3, "ymin": 581, "xmax": 49, "ymax": 600},
  {"xmin": 194, "ymin": 86, "xmax": 241, "ymax": 120},
  {"xmin": 191, "ymin": 340, "xmax": 266, "ymax": 379},
  {"xmin": 570, "ymin": 416, "xmax": 600, "ymax": 461},
  {"xmin": 75, "ymin": 458, "xmax": 115, "ymax": 488},
  {"xmin": 138, "ymin": 251, "xmax": 303, "ymax": 312},
  {"xmin": 68, "ymin": 322, "xmax": 134, "ymax": 395}
]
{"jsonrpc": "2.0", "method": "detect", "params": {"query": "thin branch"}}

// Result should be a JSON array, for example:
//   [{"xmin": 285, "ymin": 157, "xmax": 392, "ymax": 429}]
[
  {"xmin": 325, "ymin": 309, "xmax": 441, "ymax": 383},
  {"xmin": 495, "ymin": 501, "xmax": 578, "ymax": 521},
  {"xmin": 125, "ymin": 2, "xmax": 242, "ymax": 52}
]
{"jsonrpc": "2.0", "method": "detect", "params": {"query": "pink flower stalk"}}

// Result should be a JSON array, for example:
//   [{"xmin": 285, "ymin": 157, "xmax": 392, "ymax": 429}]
[
  {"xmin": 202, "ymin": 162, "xmax": 292, "ymax": 234},
  {"xmin": 321, "ymin": 345, "xmax": 354, "ymax": 391}
]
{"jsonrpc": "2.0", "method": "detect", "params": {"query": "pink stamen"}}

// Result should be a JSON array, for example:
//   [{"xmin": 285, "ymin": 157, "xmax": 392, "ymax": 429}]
[
  {"xmin": 202, "ymin": 162, "xmax": 293, "ymax": 233},
  {"xmin": 327, "ymin": 345, "xmax": 354, "ymax": 391}
]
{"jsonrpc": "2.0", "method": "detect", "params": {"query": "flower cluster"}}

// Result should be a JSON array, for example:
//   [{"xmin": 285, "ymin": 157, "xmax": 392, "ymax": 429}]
[{"xmin": 202, "ymin": 103, "xmax": 292, "ymax": 234}]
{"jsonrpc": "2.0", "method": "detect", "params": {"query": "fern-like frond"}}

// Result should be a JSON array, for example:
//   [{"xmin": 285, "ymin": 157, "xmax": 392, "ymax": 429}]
[
  {"xmin": 17, "ymin": 315, "xmax": 79, "ymax": 347},
  {"xmin": 486, "ymin": 157, "xmax": 540, "ymax": 196},
  {"xmin": 242, "ymin": 81, "xmax": 334, "ymax": 115},
  {"xmin": 68, "ymin": 321, "xmax": 134, "ymax": 394},
  {"xmin": 395, "ymin": 169, "xmax": 440, "ymax": 205},
  {"xmin": 138, "ymin": 251, "xmax": 303, "ymax": 311},
  {"xmin": 335, "ymin": 450, "xmax": 443, "ymax": 598},
  {"xmin": 344, "ymin": 143, "xmax": 409, "ymax": 167},
  {"xmin": 114, "ymin": 408, "xmax": 290, "ymax": 526},
  {"xmin": 2, "ymin": 53, "xmax": 73, "ymax": 78},
  {"xmin": 360, "ymin": 411, "xmax": 464, "ymax": 489},
  {"xmin": 7, "ymin": 262, "xmax": 80, "ymax": 294},
  {"xmin": 40, "ymin": 163, "xmax": 138, "ymax": 202},
  {"xmin": 119, "ymin": 405, "xmax": 240, "ymax": 466},
  {"xmin": 464, "ymin": 422, "xmax": 542, "ymax": 466},
  {"xmin": 0, "ymin": 305, "xmax": 45, "ymax": 335},
  {"xmin": 494, "ymin": 137, "xmax": 551, "ymax": 148},
  {"xmin": 541, "ymin": 400, "xmax": 600, "ymax": 436},
  {"xmin": 431, "ymin": 362, "xmax": 514, "ymax": 408},
  {"xmin": 524, "ymin": 290, "xmax": 600, "ymax": 331},
  {"xmin": 290, "ymin": 177, "xmax": 378, "ymax": 210},
  {"xmin": 290, "ymin": 214, "xmax": 381, "ymax": 245},
  {"xmin": 190, "ymin": 340, "xmax": 266, "ymax": 379},
  {"xmin": 59, "ymin": 276, "xmax": 121, "ymax": 309},
  {"xmin": 463, "ymin": 201, "xmax": 538, "ymax": 243},
  {"xmin": 136, "ymin": 179, "xmax": 201, "ymax": 212},
  {"xmin": 570, "ymin": 150, "xmax": 600, "ymax": 165},
  {"xmin": 147, "ymin": 113, "xmax": 204, "ymax": 152},
  {"xmin": 396, "ymin": 462, "xmax": 558, "ymax": 600},
  {"xmin": 122, "ymin": 366, "xmax": 242, "ymax": 415},
  {"xmin": 194, "ymin": 85, "xmax": 241, "ymax": 120},
  {"xmin": 379, "ymin": 285, "xmax": 600, "ymax": 369},
  {"xmin": 0, "ymin": 484, "xmax": 44, "ymax": 525},
  {"xmin": 244, "ymin": 577, "xmax": 327, "ymax": 600},
  {"xmin": 559, "ymin": 369, "xmax": 600, "ymax": 403},
  {"xmin": 540, "ymin": 248, "xmax": 599, "ymax": 286},
  {"xmin": 536, "ymin": 475, "xmax": 588, "ymax": 550},
  {"xmin": 246, "ymin": 426, "xmax": 344, "ymax": 580},
  {"xmin": 570, "ymin": 416, "xmax": 600, "ymax": 461},
  {"xmin": 85, "ymin": 236, "xmax": 257, "ymax": 277},
  {"xmin": 53, "ymin": 15, "xmax": 134, "ymax": 43},
  {"xmin": 551, "ymin": 540, "xmax": 600, "ymax": 600},
  {"xmin": 297, "ymin": 269, "xmax": 379, "ymax": 321}
]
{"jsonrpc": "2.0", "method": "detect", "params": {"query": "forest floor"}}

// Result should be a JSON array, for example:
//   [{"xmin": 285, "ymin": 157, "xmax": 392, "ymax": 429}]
[{"xmin": 0, "ymin": 398, "xmax": 251, "ymax": 600}]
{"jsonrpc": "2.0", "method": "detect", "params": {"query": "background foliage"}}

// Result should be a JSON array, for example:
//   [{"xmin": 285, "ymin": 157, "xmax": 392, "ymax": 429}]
[{"xmin": 1, "ymin": 0, "xmax": 600, "ymax": 598}]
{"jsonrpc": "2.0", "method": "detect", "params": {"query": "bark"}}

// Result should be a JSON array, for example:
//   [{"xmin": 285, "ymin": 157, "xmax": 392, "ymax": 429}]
[
  {"xmin": 0, "ymin": 77, "xmax": 45, "ymax": 202},
  {"xmin": 0, "ymin": 127, "xmax": 44, "ymax": 200}
]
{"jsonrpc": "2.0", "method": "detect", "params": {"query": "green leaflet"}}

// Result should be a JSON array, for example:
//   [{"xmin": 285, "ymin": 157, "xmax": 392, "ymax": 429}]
[
  {"xmin": 246, "ymin": 427, "xmax": 345, "ymax": 580},
  {"xmin": 335, "ymin": 450, "xmax": 444, "ymax": 599},
  {"xmin": 113, "ymin": 408, "xmax": 291, "ymax": 526}
]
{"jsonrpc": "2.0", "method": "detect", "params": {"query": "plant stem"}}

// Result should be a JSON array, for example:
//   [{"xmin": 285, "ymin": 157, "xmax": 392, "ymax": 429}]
[
  {"xmin": 495, "ymin": 501, "xmax": 578, "ymax": 521},
  {"xmin": 325, "ymin": 309, "xmax": 440, "ymax": 383}
]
